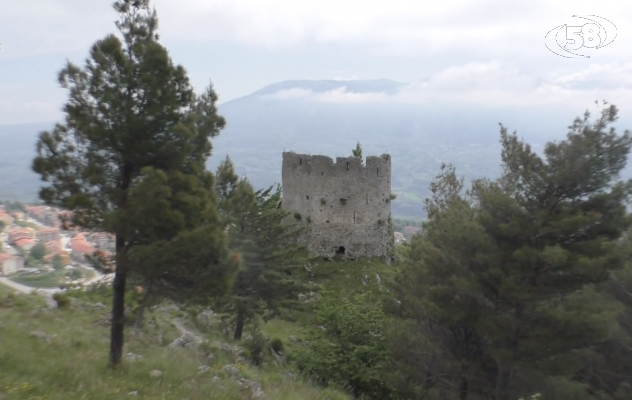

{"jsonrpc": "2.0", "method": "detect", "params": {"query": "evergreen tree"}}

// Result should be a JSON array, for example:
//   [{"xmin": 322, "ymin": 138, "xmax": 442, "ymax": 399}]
[
  {"xmin": 397, "ymin": 103, "xmax": 632, "ymax": 400},
  {"xmin": 31, "ymin": 0, "xmax": 231, "ymax": 366},
  {"xmin": 215, "ymin": 157, "xmax": 307, "ymax": 340},
  {"xmin": 52, "ymin": 253, "xmax": 65, "ymax": 270},
  {"xmin": 352, "ymin": 141, "xmax": 363, "ymax": 158},
  {"xmin": 29, "ymin": 242, "xmax": 47, "ymax": 260}
]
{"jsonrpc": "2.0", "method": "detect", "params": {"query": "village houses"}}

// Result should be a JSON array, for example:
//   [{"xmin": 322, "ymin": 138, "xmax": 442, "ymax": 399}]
[{"xmin": 0, "ymin": 253, "xmax": 24, "ymax": 275}]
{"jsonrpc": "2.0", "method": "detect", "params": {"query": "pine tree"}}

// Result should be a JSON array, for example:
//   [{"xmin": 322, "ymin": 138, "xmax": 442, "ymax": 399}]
[
  {"xmin": 215, "ymin": 157, "xmax": 308, "ymax": 340},
  {"xmin": 31, "ymin": 0, "xmax": 231, "ymax": 366},
  {"xmin": 29, "ymin": 242, "xmax": 47, "ymax": 260},
  {"xmin": 397, "ymin": 103, "xmax": 632, "ymax": 400}
]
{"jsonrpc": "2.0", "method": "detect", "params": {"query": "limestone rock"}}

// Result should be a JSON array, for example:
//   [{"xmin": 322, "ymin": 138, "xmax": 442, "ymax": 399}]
[
  {"xmin": 197, "ymin": 365, "xmax": 211, "ymax": 374},
  {"xmin": 29, "ymin": 330, "xmax": 54, "ymax": 343},
  {"xmin": 149, "ymin": 369, "xmax": 162, "ymax": 378},
  {"xmin": 168, "ymin": 332, "xmax": 197, "ymax": 350},
  {"xmin": 124, "ymin": 353, "xmax": 143, "ymax": 363},
  {"xmin": 221, "ymin": 364, "xmax": 241, "ymax": 379},
  {"xmin": 237, "ymin": 378, "xmax": 266, "ymax": 399}
]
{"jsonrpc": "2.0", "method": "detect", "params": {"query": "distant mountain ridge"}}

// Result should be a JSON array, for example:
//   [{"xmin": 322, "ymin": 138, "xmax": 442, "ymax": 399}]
[
  {"xmin": 248, "ymin": 79, "xmax": 408, "ymax": 96},
  {"xmin": 2, "ymin": 79, "xmax": 631, "ymax": 218}
]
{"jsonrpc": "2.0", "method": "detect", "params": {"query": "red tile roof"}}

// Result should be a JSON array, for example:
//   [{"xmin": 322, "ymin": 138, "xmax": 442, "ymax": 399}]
[
  {"xmin": 14, "ymin": 237, "xmax": 35, "ymax": 248},
  {"xmin": 44, "ymin": 240, "xmax": 61, "ymax": 253},
  {"xmin": 71, "ymin": 240, "xmax": 95, "ymax": 254}
]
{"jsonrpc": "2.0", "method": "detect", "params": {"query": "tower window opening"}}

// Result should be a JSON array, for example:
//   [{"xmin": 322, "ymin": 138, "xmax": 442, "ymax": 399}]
[{"xmin": 347, "ymin": 162, "xmax": 350, "ymax": 170}]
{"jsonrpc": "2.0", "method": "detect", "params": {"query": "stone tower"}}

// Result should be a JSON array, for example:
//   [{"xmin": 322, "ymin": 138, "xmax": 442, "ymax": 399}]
[{"xmin": 281, "ymin": 151, "xmax": 392, "ymax": 258}]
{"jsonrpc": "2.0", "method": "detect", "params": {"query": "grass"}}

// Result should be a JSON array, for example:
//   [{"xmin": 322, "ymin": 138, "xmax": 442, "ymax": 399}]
[
  {"xmin": 0, "ymin": 283, "xmax": 16, "ymax": 297},
  {"xmin": 306, "ymin": 257, "xmax": 399, "ymax": 295},
  {"xmin": 0, "ymin": 285, "xmax": 352, "ymax": 400},
  {"xmin": 11, "ymin": 268, "xmax": 92, "ymax": 289},
  {"xmin": 11, "ymin": 271, "xmax": 65, "ymax": 288},
  {"xmin": 0, "ymin": 256, "xmax": 397, "ymax": 400}
]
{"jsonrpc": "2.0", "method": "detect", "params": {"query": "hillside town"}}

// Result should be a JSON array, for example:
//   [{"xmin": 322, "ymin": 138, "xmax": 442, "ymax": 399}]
[
  {"xmin": 0, "ymin": 203, "xmax": 110, "ymax": 287},
  {"xmin": 0, "ymin": 202, "xmax": 417, "ymax": 281}
]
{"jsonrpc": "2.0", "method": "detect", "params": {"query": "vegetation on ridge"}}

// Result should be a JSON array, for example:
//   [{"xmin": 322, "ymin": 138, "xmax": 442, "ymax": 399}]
[{"xmin": 2, "ymin": 0, "xmax": 632, "ymax": 399}]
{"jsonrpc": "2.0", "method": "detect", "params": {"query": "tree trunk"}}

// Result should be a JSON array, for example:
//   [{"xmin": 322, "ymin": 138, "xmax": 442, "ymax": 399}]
[
  {"xmin": 109, "ymin": 235, "xmax": 127, "ymax": 367},
  {"xmin": 134, "ymin": 279, "xmax": 153, "ymax": 329},
  {"xmin": 459, "ymin": 377, "xmax": 468, "ymax": 400},
  {"xmin": 234, "ymin": 308, "xmax": 245, "ymax": 340},
  {"xmin": 495, "ymin": 368, "xmax": 511, "ymax": 400}
]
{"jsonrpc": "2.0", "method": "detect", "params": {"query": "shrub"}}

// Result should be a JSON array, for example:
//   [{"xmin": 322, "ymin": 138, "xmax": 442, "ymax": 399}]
[
  {"xmin": 244, "ymin": 322, "xmax": 267, "ymax": 366},
  {"xmin": 295, "ymin": 291, "xmax": 393, "ymax": 399},
  {"xmin": 52, "ymin": 292, "xmax": 71, "ymax": 309},
  {"xmin": 270, "ymin": 337, "xmax": 284, "ymax": 354},
  {"xmin": 293, "ymin": 212, "xmax": 302, "ymax": 221}
]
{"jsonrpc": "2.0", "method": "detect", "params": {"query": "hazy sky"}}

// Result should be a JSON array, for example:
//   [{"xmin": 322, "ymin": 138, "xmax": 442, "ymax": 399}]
[{"xmin": 1, "ymin": 0, "xmax": 631, "ymax": 124}]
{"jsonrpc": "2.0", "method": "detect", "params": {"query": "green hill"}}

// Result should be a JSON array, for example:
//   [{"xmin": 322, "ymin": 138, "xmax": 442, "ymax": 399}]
[{"xmin": 0, "ymin": 256, "xmax": 397, "ymax": 400}]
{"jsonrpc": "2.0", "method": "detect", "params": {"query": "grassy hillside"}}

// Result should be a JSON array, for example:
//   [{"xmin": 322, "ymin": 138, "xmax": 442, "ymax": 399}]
[{"xmin": 0, "ymin": 257, "xmax": 397, "ymax": 400}]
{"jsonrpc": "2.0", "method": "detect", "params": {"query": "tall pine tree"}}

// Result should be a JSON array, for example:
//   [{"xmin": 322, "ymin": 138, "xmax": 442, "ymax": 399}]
[
  {"xmin": 397, "ymin": 103, "xmax": 632, "ymax": 400},
  {"xmin": 31, "ymin": 0, "xmax": 231, "ymax": 366}
]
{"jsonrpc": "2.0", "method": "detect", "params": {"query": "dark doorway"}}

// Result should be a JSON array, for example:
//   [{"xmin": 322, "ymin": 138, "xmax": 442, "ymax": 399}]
[{"xmin": 336, "ymin": 246, "xmax": 346, "ymax": 255}]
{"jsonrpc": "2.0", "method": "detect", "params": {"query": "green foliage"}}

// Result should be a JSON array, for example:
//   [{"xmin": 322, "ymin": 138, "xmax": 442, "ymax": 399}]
[
  {"xmin": 243, "ymin": 321, "xmax": 268, "ymax": 366},
  {"xmin": 52, "ymin": 292, "xmax": 71, "ymax": 309},
  {"xmin": 295, "ymin": 291, "xmax": 392, "ymax": 399},
  {"xmin": 215, "ymin": 157, "xmax": 308, "ymax": 340},
  {"xmin": 270, "ymin": 337, "xmax": 284, "ymax": 354},
  {"xmin": 65, "ymin": 269, "xmax": 83, "ymax": 280},
  {"xmin": 0, "ymin": 285, "xmax": 353, "ymax": 400},
  {"xmin": 352, "ymin": 141, "xmax": 363, "ymax": 159},
  {"xmin": 30, "ymin": 0, "xmax": 233, "ymax": 365},
  {"xmin": 395, "ymin": 102, "xmax": 632, "ymax": 400},
  {"xmin": 52, "ymin": 254, "xmax": 64, "ymax": 270},
  {"xmin": 0, "ymin": 220, "xmax": 5, "ymax": 231},
  {"xmin": 29, "ymin": 242, "xmax": 47, "ymax": 260}
]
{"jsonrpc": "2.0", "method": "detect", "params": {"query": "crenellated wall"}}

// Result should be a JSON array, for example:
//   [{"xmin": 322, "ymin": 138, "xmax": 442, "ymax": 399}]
[{"xmin": 281, "ymin": 151, "xmax": 392, "ymax": 258}]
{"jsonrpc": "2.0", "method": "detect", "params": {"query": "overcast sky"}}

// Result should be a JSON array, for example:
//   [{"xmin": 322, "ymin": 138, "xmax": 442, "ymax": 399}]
[{"xmin": 1, "ymin": 0, "xmax": 631, "ymax": 124}]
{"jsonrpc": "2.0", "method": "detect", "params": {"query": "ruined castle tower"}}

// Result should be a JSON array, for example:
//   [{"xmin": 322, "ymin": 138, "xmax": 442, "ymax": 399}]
[{"xmin": 281, "ymin": 151, "xmax": 392, "ymax": 258}]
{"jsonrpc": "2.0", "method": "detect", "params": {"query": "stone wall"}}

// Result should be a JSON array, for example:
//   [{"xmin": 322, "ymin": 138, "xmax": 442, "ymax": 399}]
[{"xmin": 281, "ymin": 151, "xmax": 392, "ymax": 258}]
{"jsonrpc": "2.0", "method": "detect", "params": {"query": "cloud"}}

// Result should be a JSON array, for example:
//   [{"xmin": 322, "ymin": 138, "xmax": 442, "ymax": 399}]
[
  {"xmin": 260, "ymin": 61, "xmax": 632, "ymax": 109},
  {"xmin": 0, "ymin": 100, "xmax": 61, "ymax": 125},
  {"xmin": 152, "ymin": 0, "xmax": 631, "ymax": 59},
  {"xmin": 4, "ymin": 0, "xmax": 630, "ymax": 59},
  {"xmin": 261, "ymin": 88, "xmax": 315, "ymax": 100}
]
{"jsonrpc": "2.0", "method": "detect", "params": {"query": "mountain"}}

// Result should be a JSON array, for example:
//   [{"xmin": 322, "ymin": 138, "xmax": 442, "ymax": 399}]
[
  {"xmin": 207, "ymin": 79, "xmax": 625, "ymax": 218},
  {"xmin": 2, "ymin": 80, "xmax": 631, "ymax": 218},
  {"xmin": 0, "ymin": 122, "xmax": 51, "ymax": 203}
]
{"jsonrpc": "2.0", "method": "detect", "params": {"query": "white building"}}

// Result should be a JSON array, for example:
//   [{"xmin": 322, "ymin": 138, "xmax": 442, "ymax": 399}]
[{"xmin": 0, "ymin": 253, "xmax": 25, "ymax": 275}]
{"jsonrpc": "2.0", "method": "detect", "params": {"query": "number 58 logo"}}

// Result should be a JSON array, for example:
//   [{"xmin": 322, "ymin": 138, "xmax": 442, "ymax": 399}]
[{"xmin": 545, "ymin": 15, "xmax": 617, "ymax": 58}]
